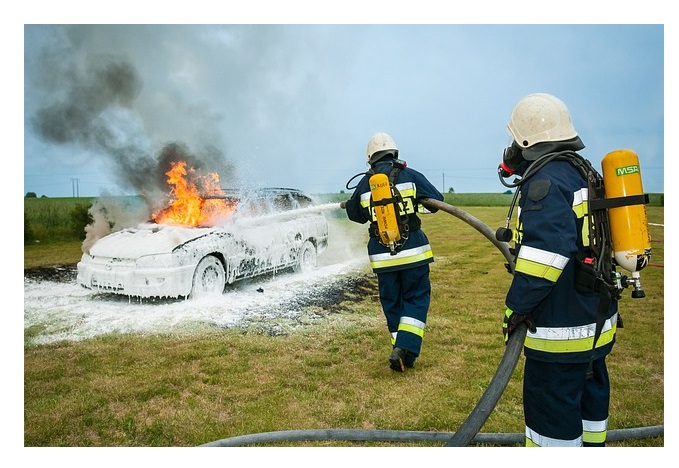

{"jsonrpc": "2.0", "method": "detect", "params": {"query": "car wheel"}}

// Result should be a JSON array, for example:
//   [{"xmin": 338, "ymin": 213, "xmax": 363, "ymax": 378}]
[
  {"xmin": 294, "ymin": 240, "xmax": 317, "ymax": 273},
  {"xmin": 191, "ymin": 255, "xmax": 226, "ymax": 298}
]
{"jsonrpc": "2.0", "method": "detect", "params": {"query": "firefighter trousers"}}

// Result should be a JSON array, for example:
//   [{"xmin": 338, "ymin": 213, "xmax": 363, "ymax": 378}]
[
  {"xmin": 376, "ymin": 264, "xmax": 431, "ymax": 360},
  {"xmin": 524, "ymin": 357, "xmax": 610, "ymax": 446}
]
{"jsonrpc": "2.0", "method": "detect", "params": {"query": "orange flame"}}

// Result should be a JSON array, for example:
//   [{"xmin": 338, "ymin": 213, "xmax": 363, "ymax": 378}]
[{"xmin": 152, "ymin": 161, "xmax": 236, "ymax": 227}]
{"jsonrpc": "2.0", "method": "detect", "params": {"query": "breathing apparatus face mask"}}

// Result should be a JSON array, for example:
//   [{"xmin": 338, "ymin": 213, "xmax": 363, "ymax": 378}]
[
  {"xmin": 495, "ymin": 139, "xmax": 525, "ymax": 243},
  {"xmin": 498, "ymin": 141, "xmax": 525, "ymax": 178}
]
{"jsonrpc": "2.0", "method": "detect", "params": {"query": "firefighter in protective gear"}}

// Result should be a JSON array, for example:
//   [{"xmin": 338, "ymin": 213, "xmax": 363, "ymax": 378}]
[
  {"xmin": 343, "ymin": 132, "xmax": 444, "ymax": 372},
  {"xmin": 499, "ymin": 93, "xmax": 619, "ymax": 446}
]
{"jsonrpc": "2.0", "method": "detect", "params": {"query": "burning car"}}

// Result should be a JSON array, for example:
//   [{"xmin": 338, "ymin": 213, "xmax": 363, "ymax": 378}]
[{"xmin": 76, "ymin": 187, "xmax": 329, "ymax": 299}]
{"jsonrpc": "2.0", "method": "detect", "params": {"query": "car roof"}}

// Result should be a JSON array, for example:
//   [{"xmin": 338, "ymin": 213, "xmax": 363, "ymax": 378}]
[
  {"xmin": 213, "ymin": 188, "xmax": 315, "ymax": 215},
  {"xmin": 220, "ymin": 187, "xmax": 312, "ymax": 201},
  {"xmin": 221, "ymin": 187, "xmax": 306, "ymax": 196}
]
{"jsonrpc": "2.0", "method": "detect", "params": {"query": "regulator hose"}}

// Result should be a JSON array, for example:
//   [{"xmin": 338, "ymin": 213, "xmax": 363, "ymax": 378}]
[{"xmin": 200, "ymin": 199, "xmax": 663, "ymax": 447}]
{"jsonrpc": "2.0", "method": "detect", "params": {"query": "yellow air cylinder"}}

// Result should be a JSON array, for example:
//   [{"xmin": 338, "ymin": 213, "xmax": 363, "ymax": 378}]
[
  {"xmin": 369, "ymin": 172, "xmax": 401, "ymax": 249},
  {"xmin": 601, "ymin": 149, "xmax": 652, "ymax": 274}
]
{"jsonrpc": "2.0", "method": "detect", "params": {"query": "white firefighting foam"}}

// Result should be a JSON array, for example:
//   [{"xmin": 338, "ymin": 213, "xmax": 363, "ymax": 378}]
[{"xmin": 24, "ymin": 216, "xmax": 369, "ymax": 346}]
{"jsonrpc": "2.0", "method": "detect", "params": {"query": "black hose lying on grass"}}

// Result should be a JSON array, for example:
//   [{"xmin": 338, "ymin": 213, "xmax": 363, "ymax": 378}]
[
  {"xmin": 200, "ymin": 425, "xmax": 664, "ymax": 447},
  {"xmin": 200, "ymin": 200, "xmax": 663, "ymax": 447}
]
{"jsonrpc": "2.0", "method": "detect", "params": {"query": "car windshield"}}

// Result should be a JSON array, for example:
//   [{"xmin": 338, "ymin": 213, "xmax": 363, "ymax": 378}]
[{"xmin": 231, "ymin": 190, "xmax": 313, "ymax": 217}]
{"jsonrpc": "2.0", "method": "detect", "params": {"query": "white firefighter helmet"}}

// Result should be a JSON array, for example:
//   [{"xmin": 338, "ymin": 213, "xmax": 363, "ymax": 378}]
[
  {"xmin": 507, "ymin": 93, "xmax": 578, "ymax": 149},
  {"xmin": 366, "ymin": 132, "xmax": 398, "ymax": 165}
]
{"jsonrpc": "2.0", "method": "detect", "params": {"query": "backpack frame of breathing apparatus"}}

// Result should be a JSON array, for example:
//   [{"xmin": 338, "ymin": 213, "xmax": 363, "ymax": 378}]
[
  {"xmin": 367, "ymin": 159, "xmax": 419, "ymax": 254},
  {"xmin": 497, "ymin": 150, "xmax": 650, "ymax": 302}
]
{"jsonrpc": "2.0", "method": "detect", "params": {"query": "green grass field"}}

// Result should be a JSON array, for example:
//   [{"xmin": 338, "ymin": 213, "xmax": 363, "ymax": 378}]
[{"xmin": 23, "ymin": 198, "xmax": 664, "ymax": 448}]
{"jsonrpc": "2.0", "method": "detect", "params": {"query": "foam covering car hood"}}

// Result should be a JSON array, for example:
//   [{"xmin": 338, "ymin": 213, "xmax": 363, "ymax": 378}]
[{"xmin": 88, "ymin": 223, "xmax": 214, "ymax": 259}]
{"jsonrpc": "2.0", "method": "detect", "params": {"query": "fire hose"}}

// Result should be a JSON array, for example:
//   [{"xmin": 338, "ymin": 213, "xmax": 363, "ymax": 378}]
[
  {"xmin": 201, "ymin": 199, "xmax": 663, "ymax": 447},
  {"xmin": 200, "ymin": 425, "xmax": 664, "ymax": 447},
  {"xmin": 419, "ymin": 197, "xmax": 521, "ymax": 447}
]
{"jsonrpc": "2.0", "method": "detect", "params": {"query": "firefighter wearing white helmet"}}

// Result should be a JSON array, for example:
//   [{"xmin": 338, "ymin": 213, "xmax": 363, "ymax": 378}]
[
  {"xmin": 343, "ymin": 132, "xmax": 443, "ymax": 372},
  {"xmin": 366, "ymin": 132, "xmax": 399, "ymax": 166},
  {"xmin": 498, "ymin": 93, "xmax": 620, "ymax": 446},
  {"xmin": 508, "ymin": 92, "xmax": 578, "ymax": 149}
]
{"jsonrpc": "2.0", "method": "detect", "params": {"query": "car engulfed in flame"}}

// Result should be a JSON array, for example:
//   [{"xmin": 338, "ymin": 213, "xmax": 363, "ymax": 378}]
[{"xmin": 76, "ymin": 188, "xmax": 329, "ymax": 299}]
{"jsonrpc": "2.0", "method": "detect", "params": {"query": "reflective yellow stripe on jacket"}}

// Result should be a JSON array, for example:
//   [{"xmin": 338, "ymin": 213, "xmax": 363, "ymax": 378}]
[
  {"xmin": 514, "ymin": 187, "xmax": 591, "ymax": 253},
  {"xmin": 515, "ymin": 245, "xmax": 569, "ymax": 282},
  {"xmin": 525, "ymin": 313, "xmax": 618, "ymax": 353},
  {"xmin": 369, "ymin": 244, "xmax": 433, "ymax": 270},
  {"xmin": 360, "ymin": 181, "xmax": 417, "ymax": 218},
  {"xmin": 572, "ymin": 187, "xmax": 590, "ymax": 247}
]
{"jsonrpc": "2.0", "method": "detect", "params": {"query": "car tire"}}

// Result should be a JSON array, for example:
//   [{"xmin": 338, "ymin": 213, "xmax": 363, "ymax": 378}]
[
  {"xmin": 190, "ymin": 255, "xmax": 226, "ymax": 298},
  {"xmin": 294, "ymin": 240, "xmax": 317, "ymax": 273}
]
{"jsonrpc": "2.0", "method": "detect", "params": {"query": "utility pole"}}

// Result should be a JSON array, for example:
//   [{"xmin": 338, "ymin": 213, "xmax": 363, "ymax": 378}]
[
  {"xmin": 71, "ymin": 178, "xmax": 79, "ymax": 198},
  {"xmin": 442, "ymin": 172, "xmax": 445, "ymax": 194}
]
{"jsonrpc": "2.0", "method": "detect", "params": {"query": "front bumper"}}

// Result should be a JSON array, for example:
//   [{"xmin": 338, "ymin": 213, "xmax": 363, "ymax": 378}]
[{"xmin": 76, "ymin": 258, "xmax": 196, "ymax": 299}]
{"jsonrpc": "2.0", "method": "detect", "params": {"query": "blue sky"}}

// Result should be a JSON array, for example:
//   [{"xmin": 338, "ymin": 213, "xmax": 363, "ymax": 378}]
[{"xmin": 23, "ymin": 23, "xmax": 664, "ymax": 199}]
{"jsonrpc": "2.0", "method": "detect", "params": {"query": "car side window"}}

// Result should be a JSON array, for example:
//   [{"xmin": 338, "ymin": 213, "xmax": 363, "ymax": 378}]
[
  {"xmin": 232, "ymin": 190, "xmax": 315, "ymax": 216},
  {"xmin": 273, "ymin": 194, "xmax": 295, "ymax": 212},
  {"xmin": 294, "ymin": 194, "xmax": 312, "ymax": 209}
]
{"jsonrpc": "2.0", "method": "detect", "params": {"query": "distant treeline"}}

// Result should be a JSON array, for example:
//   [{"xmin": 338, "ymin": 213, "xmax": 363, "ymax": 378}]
[
  {"xmin": 24, "ymin": 192, "xmax": 664, "ymax": 244},
  {"xmin": 318, "ymin": 192, "xmax": 664, "ymax": 207}
]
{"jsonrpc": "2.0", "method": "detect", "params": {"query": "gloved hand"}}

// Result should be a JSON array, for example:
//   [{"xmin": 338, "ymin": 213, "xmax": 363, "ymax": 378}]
[{"xmin": 503, "ymin": 308, "xmax": 536, "ymax": 344}]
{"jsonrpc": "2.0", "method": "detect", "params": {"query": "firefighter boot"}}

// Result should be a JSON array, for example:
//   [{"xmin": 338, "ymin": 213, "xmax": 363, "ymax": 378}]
[
  {"xmin": 404, "ymin": 353, "xmax": 416, "ymax": 368},
  {"xmin": 389, "ymin": 347, "xmax": 407, "ymax": 372}
]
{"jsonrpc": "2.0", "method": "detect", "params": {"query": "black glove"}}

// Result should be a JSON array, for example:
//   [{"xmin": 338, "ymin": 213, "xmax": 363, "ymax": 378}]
[{"xmin": 503, "ymin": 308, "xmax": 536, "ymax": 344}]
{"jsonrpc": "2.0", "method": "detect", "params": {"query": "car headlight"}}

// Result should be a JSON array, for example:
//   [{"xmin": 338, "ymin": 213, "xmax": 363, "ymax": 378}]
[{"xmin": 135, "ymin": 253, "xmax": 178, "ymax": 268}]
